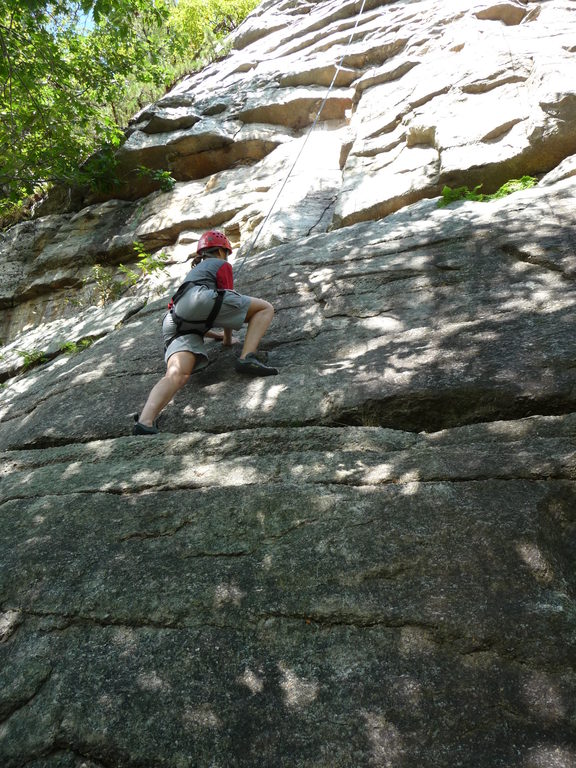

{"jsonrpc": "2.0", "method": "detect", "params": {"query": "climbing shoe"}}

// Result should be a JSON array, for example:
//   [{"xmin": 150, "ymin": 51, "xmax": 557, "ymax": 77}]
[
  {"xmin": 235, "ymin": 353, "xmax": 278, "ymax": 376},
  {"xmin": 132, "ymin": 414, "xmax": 159, "ymax": 436}
]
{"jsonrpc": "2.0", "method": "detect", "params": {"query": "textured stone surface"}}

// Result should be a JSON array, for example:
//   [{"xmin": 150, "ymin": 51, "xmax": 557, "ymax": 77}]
[
  {"xmin": 1, "ymin": 1, "xmax": 576, "ymax": 766},
  {"xmin": 1, "ymin": 177, "xmax": 575, "ymax": 447},
  {"xmin": 1, "ymin": 420, "xmax": 575, "ymax": 766},
  {"xmin": 3, "ymin": 0, "xmax": 576, "ymax": 342}
]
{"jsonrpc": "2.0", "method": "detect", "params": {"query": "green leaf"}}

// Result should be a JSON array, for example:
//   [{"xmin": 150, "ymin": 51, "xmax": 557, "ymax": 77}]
[
  {"xmin": 0, "ymin": 0, "xmax": 258, "ymax": 214},
  {"xmin": 437, "ymin": 177, "xmax": 537, "ymax": 208}
]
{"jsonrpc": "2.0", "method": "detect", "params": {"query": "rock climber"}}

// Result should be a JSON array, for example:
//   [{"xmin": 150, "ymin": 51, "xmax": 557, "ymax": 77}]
[{"xmin": 132, "ymin": 229, "xmax": 277, "ymax": 435}]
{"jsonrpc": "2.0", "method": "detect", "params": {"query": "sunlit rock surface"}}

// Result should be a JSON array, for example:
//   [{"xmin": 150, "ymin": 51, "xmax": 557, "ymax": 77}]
[{"xmin": 1, "ymin": 1, "xmax": 576, "ymax": 766}]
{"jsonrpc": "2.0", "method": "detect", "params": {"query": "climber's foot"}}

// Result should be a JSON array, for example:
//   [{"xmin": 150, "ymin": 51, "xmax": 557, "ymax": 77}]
[
  {"xmin": 132, "ymin": 414, "xmax": 159, "ymax": 435},
  {"xmin": 235, "ymin": 353, "xmax": 278, "ymax": 376}
]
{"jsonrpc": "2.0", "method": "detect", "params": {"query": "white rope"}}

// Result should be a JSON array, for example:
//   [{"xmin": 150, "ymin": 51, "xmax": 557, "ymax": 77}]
[{"xmin": 234, "ymin": 0, "xmax": 368, "ymax": 279}]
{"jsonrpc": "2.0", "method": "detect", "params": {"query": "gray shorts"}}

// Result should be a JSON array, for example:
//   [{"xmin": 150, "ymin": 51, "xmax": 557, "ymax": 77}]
[{"xmin": 162, "ymin": 285, "xmax": 251, "ymax": 367}]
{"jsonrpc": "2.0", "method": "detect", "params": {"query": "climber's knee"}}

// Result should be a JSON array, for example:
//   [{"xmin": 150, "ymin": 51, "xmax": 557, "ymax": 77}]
[
  {"xmin": 167, "ymin": 371, "xmax": 191, "ymax": 390},
  {"xmin": 165, "ymin": 351, "xmax": 197, "ymax": 391}
]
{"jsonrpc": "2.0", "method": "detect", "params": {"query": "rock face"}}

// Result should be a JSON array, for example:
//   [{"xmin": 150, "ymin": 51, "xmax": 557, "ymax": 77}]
[{"xmin": 1, "ymin": 1, "xmax": 576, "ymax": 767}]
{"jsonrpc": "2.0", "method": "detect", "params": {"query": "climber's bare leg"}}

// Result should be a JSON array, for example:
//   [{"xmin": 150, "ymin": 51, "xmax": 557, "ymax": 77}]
[
  {"xmin": 240, "ymin": 298, "xmax": 274, "ymax": 359},
  {"xmin": 139, "ymin": 351, "xmax": 197, "ymax": 426}
]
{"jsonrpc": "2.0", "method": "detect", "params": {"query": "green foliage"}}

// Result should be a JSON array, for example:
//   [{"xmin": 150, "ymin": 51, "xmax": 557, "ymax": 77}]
[
  {"xmin": 438, "ymin": 184, "xmax": 484, "ymax": 206},
  {"xmin": 119, "ymin": 241, "xmax": 169, "ymax": 284},
  {"xmin": 60, "ymin": 337, "xmax": 94, "ymax": 354},
  {"xmin": 80, "ymin": 143, "xmax": 122, "ymax": 194},
  {"xmin": 170, "ymin": 0, "xmax": 258, "ymax": 57},
  {"xmin": 0, "ymin": 194, "xmax": 39, "ymax": 230},
  {"xmin": 89, "ymin": 243, "xmax": 168, "ymax": 305},
  {"xmin": 136, "ymin": 165, "xmax": 176, "ymax": 192},
  {"xmin": 132, "ymin": 241, "xmax": 170, "ymax": 275},
  {"xmin": 0, "ymin": 0, "xmax": 257, "ymax": 214},
  {"xmin": 486, "ymin": 176, "xmax": 538, "ymax": 199},
  {"xmin": 87, "ymin": 264, "xmax": 128, "ymax": 305},
  {"xmin": 16, "ymin": 348, "xmax": 49, "ymax": 370},
  {"xmin": 0, "ymin": 0, "xmax": 175, "ymax": 210},
  {"xmin": 438, "ymin": 176, "xmax": 538, "ymax": 207},
  {"xmin": 117, "ymin": 263, "xmax": 141, "ymax": 288}
]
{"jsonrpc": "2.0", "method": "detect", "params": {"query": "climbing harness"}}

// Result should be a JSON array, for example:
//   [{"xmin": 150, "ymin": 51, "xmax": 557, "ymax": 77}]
[
  {"xmin": 233, "ymin": 0, "xmax": 368, "ymax": 280},
  {"xmin": 163, "ymin": 283, "xmax": 226, "ymax": 351},
  {"xmin": 164, "ymin": 229, "xmax": 232, "ymax": 350}
]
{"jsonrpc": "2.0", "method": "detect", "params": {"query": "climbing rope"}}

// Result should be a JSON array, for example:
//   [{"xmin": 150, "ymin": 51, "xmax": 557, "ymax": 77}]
[{"xmin": 233, "ymin": 0, "xmax": 368, "ymax": 279}]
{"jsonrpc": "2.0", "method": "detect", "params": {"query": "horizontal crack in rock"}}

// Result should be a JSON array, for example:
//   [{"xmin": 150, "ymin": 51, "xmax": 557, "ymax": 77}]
[{"xmin": 325, "ymin": 396, "xmax": 576, "ymax": 434}]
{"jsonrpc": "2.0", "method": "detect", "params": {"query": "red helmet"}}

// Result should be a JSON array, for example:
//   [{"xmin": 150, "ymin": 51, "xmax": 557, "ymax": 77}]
[{"xmin": 197, "ymin": 230, "xmax": 232, "ymax": 255}]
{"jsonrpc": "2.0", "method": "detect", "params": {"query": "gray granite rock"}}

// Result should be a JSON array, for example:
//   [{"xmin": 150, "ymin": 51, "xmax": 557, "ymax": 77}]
[
  {"xmin": 1, "ymin": 178, "xmax": 574, "ymax": 448},
  {"xmin": 0, "ymin": 419, "xmax": 575, "ymax": 766},
  {"xmin": 1, "ymin": 1, "xmax": 576, "ymax": 766}
]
